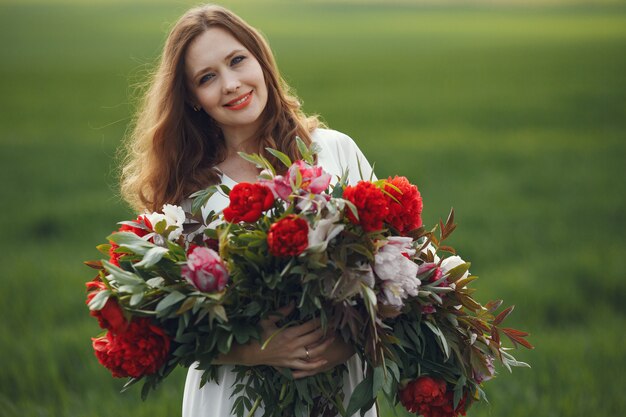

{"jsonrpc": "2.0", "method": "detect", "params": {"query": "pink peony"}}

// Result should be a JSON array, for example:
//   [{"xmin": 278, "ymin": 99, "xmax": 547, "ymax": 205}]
[
  {"xmin": 473, "ymin": 356, "xmax": 495, "ymax": 384},
  {"xmin": 182, "ymin": 247, "xmax": 229, "ymax": 292},
  {"xmin": 260, "ymin": 175, "xmax": 293, "ymax": 200},
  {"xmin": 262, "ymin": 160, "xmax": 331, "ymax": 200},
  {"xmin": 288, "ymin": 160, "xmax": 332, "ymax": 194}
]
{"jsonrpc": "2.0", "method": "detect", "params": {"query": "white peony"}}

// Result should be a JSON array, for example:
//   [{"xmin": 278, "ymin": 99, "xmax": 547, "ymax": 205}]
[
  {"xmin": 440, "ymin": 255, "xmax": 470, "ymax": 280},
  {"xmin": 374, "ymin": 237, "xmax": 420, "ymax": 307},
  {"xmin": 420, "ymin": 242, "xmax": 441, "ymax": 264},
  {"xmin": 145, "ymin": 204, "xmax": 186, "ymax": 241},
  {"xmin": 308, "ymin": 211, "xmax": 344, "ymax": 253}
]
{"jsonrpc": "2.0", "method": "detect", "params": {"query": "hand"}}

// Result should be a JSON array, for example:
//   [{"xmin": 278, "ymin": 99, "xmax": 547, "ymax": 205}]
[
  {"xmin": 214, "ymin": 303, "xmax": 336, "ymax": 375},
  {"xmin": 291, "ymin": 334, "xmax": 355, "ymax": 379}
]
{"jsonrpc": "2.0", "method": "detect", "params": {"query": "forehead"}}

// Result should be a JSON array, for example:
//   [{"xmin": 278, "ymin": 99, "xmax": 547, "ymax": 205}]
[{"xmin": 185, "ymin": 27, "xmax": 247, "ymax": 73}]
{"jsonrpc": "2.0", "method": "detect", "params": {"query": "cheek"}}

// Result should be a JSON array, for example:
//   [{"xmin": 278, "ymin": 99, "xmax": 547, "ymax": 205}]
[
  {"xmin": 198, "ymin": 87, "xmax": 221, "ymax": 108},
  {"xmin": 250, "ymin": 62, "xmax": 266, "ymax": 89},
  {"xmin": 254, "ymin": 69, "xmax": 269, "ymax": 103}
]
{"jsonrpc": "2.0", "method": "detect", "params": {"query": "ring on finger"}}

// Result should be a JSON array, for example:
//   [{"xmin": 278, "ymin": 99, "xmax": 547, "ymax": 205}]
[{"xmin": 304, "ymin": 346, "xmax": 311, "ymax": 361}]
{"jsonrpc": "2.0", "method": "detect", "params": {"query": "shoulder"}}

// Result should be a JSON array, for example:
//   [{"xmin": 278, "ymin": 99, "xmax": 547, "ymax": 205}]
[
  {"xmin": 311, "ymin": 128, "xmax": 361, "ymax": 156},
  {"xmin": 311, "ymin": 128, "xmax": 376, "ymax": 183}
]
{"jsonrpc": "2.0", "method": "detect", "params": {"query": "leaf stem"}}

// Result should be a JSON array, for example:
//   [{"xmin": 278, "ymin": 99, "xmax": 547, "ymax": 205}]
[
  {"xmin": 260, "ymin": 320, "xmax": 299, "ymax": 350},
  {"xmin": 246, "ymin": 396, "xmax": 262, "ymax": 417}
]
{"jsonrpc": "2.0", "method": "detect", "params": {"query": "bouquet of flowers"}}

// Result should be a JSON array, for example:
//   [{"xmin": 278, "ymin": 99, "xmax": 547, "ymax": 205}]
[{"xmin": 85, "ymin": 140, "xmax": 532, "ymax": 417}]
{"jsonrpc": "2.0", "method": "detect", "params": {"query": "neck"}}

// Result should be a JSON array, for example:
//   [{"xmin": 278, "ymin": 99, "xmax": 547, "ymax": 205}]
[{"xmin": 221, "ymin": 124, "xmax": 262, "ymax": 157}]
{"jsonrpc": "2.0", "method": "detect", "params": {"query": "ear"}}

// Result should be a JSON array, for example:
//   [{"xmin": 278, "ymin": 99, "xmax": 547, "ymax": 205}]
[
  {"xmin": 185, "ymin": 90, "xmax": 200, "ymax": 111},
  {"xmin": 187, "ymin": 100, "xmax": 201, "ymax": 112}
]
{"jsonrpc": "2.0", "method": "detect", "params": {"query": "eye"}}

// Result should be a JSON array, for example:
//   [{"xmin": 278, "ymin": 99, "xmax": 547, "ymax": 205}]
[
  {"xmin": 231, "ymin": 55, "xmax": 246, "ymax": 66},
  {"xmin": 199, "ymin": 73, "xmax": 215, "ymax": 85}
]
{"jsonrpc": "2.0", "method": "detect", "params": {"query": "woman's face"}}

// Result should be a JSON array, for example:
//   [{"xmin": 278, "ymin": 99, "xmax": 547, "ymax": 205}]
[{"xmin": 185, "ymin": 27, "xmax": 268, "ymax": 140}]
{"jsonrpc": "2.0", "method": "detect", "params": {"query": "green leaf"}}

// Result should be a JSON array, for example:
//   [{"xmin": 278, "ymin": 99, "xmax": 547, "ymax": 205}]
[
  {"xmin": 87, "ymin": 289, "xmax": 111, "ymax": 311},
  {"xmin": 344, "ymin": 200, "xmax": 360, "ymax": 221},
  {"xmin": 238, "ymin": 152, "xmax": 275, "ymax": 175},
  {"xmin": 372, "ymin": 366, "xmax": 385, "ymax": 397},
  {"xmin": 295, "ymin": 136, "xmax": 310, "ymax": 162},
  {"xmin": 146, "ymin": 277, "xmax": 164, "ymax": 288},
  {"xmin": 107, "ymin": 231, "xmax": 154, "ymax": 255},
  {"xmin": 382, "ymin": 360, "xmax": 400, "ymax": 396},
  {"xmin": 153, "ymin": 219, "xmax": 167, "ymax": 235},
  {"xmin": 445, "ymin": 262, "xmax": 471, "ymax": 282},
  {"xmin": 455, "ymin": 274, "xmax": 478, "ymax": 289},
  {"xmin": 243, "ymin": 301, "xmax": 261, "ymax": 316},
  {"xmin": 294, "ymin": 398, "xmax": 308, "ymax": 417},
  {"xmin": 387, "ymin": 359, "xmax": 400, "ymax": 383},
  {"xmin": 96, "ymin": 243, "xmax": 111, "ymax": 256},
  {"xmin": 102, "ymin": 260, "xmax": 145, "ymax": 286},
  {"xmin": 345, "ymin": 371, "xmax": 373, "ymax": 416},
  {"xmin": 346, "ymin": 243, "xmax": 374, "ymax": 260},
  {"xmin": 211, "ymin": 304, "xmax": 228, "ymax": 322},
  {"xmin": 217, "ymin": 332, "xmax": 233, "ymax": 354},
  {"xmin": 135, "ymin": 246, "xmax": 169, "ymax": 268},
  {"xmin": 362, "ymin": 284, "xmax": 377, "ymax": 311},
  {"xmin": 331, "ymin": 182, "xmax": 344, "ymax": 198},
  {"xmin": 156, "ymin": 291, "xmax": 186, "ymax": 313},
  {"xmin": 130, "ymin": 292, "xmax": 144, "ymax": 306},
  {"xmin": 219, "ymin": 184, "xmax": 231, "ymax": 196},
  {"xmin": 453, "ymin": 375, "xmax": 466, "ymax": 409},
  {"xmin": 356, "ymin": 153, "xmax": 365, "ymax": 181},
  {"xmin": 380, "ymin": 392, "xmax": 399, "ymax": 416},
  {"xmin": 424, "ymin": 320, "xmax": 450, "ymax": 359},
  {"xmin": 265, "ymin": 147, "xmax": 292, "ymax": 168},
  {"xmin": 176, "ymin": 296, "xmax": 197, "ymax": 315},
  {"xmin": 190, "ymin": 186, "xmax": 219, "ymax": 216},
  {"xmin": 294, "ymin": 165, "xmax": 303, "ymax": 189}
]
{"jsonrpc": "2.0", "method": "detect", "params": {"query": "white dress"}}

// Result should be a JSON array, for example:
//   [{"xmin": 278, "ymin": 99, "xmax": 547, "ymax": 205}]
[{"xmin": 182, "ymin": 128, "xmax": 379, "ymax": 417}]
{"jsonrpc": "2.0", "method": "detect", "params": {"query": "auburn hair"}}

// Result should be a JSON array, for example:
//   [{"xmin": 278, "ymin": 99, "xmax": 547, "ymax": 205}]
[{"xmin": 120, "ymin": 4, "xmax": 320, "ymax": 212}]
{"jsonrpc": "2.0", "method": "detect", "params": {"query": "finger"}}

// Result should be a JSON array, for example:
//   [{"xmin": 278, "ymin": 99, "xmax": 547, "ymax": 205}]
[
  {"xmin": 307, "ymin": 336, "xmax": 336, "ymax": 358},
  {"xmin": 292, "ymin": 360, "xmax": 330, "ymax": 379},
  {"xmin": 293, "ymin": 369, "xmax": 321, "ymax": 379},
  {"xmin": 289, "ymin": 358, "xmax": 328, "ymax": 371},
  {"xmin": 265, "ymin": 302, "xmax": 295, "ymax": 324},
  {"xmin": 288, "ymin": 317, "xmax": 322, "ymax": 337},
  {"xmin": 296, "ymin": 327, "xmax": 326, "ymax": 348}
]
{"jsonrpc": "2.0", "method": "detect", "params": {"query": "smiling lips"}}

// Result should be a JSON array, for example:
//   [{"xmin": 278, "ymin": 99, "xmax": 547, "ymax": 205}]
[{"xmin": 224, "ymin": 90, "xmax": 253, "ymax": 110}]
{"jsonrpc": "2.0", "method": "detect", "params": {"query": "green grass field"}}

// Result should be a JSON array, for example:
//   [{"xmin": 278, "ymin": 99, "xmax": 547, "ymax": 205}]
[{"xmin": 1, "ymin": 1, "xmax": 625, "ymax": 416}]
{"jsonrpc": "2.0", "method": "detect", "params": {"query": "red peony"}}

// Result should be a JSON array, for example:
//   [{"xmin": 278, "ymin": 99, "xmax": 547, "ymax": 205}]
[
  {"xmin": 86, "ymin": 280, "xmax": 127, "ymax": 333},
  {"xmin": 92, "ymin": 317, "xmax": 170, "ymax": 378},
  {"xmin": 399, "ymin": 376, "xmax": 466, "ymax": 417},
  {"xmin": 267, "ymin": 215, "xmax": 309, "ymax": 257},
  {"xmin": 223, "ymin": 183, "xmax": 275, "ymax": 223},
  {"xmin": 109, "ymin": 215, "xmax": 151, "ymax": 266},
  {"xmin": 342, "ymin": 181, "xmax": 389, "ymax": 232},
  {"xmin": 383, "ymin": 175, "xmax": 423, "ymax": 235}
]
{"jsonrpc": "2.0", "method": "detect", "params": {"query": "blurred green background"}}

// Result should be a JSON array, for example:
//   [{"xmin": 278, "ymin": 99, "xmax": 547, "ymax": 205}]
[{"xmin": 1, "ymin": 0, "xmax": 625, "ymax": 416}]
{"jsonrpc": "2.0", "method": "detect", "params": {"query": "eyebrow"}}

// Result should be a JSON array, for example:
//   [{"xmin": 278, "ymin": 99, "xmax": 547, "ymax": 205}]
[{"xmin": 192, "ymin": 49, "xmax": 246, "ymax": 80}]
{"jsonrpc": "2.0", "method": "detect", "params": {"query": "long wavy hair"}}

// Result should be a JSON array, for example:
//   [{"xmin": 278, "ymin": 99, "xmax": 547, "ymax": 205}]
[{"xmin": 120, "ymin": 4, "xmax": 320, "ymax": 212}]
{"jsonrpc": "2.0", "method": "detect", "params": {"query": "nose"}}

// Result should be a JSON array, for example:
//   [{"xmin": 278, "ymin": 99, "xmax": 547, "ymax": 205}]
[{"xmin": 221, "ymin": 71, "xmax": 241, "ymax": 94}]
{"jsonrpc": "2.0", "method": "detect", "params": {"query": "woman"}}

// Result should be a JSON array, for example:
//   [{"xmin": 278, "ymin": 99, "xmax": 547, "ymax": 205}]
[{"xmin": 120, "ymin": 4, "xmax": 378, "ymax": 417}]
